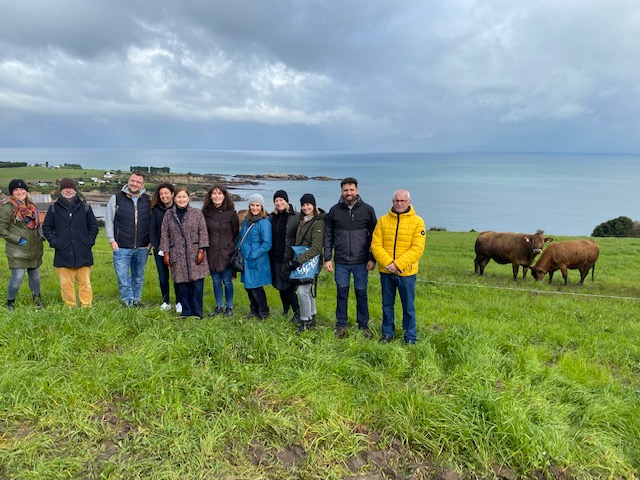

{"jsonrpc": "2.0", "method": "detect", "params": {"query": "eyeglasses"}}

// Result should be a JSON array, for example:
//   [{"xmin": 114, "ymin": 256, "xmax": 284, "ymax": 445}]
[{"xmin": 393, "ymin": 199, "xmax": 409, "ymax": 203}]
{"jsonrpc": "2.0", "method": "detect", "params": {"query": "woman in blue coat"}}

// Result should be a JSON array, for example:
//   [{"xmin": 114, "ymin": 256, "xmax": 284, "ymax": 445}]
[{"xmin": 238, "ymin": 194, "xmax": 272, "ymax": 319}]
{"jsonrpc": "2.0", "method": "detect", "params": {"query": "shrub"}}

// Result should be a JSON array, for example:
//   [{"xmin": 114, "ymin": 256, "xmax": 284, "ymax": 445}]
[{"xmin": 591, "ymin": 216, "xmax": 635, "ymax": 237}]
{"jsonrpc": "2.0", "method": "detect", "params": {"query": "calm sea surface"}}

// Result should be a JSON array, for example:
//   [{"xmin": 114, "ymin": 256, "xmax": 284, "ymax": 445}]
[{"xmin": 1, "ymin": 149, "xmax": 638, "ymax": 236}]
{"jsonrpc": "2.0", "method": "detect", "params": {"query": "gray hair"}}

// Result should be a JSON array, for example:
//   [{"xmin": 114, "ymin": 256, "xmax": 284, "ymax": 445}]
[{"xmin": 392, "ymin": 189, "xmax": 410, "ymax": 200}]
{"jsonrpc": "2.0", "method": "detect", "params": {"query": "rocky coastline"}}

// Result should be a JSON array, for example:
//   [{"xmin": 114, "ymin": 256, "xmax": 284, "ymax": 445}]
[{"xmin": 80, "ymin": 172, "xmax": 337, "ymax": 205}]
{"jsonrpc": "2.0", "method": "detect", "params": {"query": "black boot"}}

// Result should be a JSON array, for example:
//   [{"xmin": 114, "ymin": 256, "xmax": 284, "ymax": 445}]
[
  {"xmin": 290, "ymin": 309, "xmax": 301, "ymax": 324},
  {"xmin": 33, "ymin": 293, "xmax": 43, "ymax": 309},
  {"xmin": 7, "ymin": 299, "xmax": 15, "ymax": 311},
  {"xmin": 309, "ymin": 314, "xmax": 317, "ymax": 329},
  {"xmin": 297, "ymin": 319, "xmax": 310, "ymax": 334}
]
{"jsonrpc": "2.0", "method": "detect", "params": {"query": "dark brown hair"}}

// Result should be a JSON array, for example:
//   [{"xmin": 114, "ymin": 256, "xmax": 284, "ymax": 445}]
[
  {"xmin": 150, "ymin": 183, "xmax": 175, "ymax": 209},
  {"xmin": 341, "ymin": 177, "xmax": 358, "ymax": 187},
  {"xmin": 203, "ymin": 184, "xmax": 235, "ymax": 213}
]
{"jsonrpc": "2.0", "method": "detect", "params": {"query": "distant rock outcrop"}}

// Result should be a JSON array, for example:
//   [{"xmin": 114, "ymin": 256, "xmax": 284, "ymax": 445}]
[{"xmin": 233, "ymin": 174, "xmax": 336, "ymax": 181}]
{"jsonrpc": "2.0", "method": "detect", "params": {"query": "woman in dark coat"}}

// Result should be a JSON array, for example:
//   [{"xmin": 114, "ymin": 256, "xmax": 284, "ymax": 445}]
[
  {"xmin": 159, "ymin": 187, "xmax": 209, "ymax": 318},
  {"xmin": 150, "ymin": 183, "xmax": 179, "ymax": 312},
  {"xmin": 0, "ymin": 179, "xmax": 45, "ymax": 310},
  {"xmin": 269, "ymin": 190, "xmax": 300, "ymax": 321},
  {"xmin": 203, "ymin": 184, "xmax": 239, "ymax": 317}
]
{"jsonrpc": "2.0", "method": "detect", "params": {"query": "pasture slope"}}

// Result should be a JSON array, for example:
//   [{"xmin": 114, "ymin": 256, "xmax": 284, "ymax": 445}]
[{"xmin": 0, "ymin": 231, "xmax": 639, "ymax": 479}]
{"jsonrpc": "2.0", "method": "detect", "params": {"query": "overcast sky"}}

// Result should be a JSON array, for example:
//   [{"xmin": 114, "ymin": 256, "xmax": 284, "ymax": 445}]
[{"xmin": 1, "ymin": 0, "xmax": 639, "ymax": 152}]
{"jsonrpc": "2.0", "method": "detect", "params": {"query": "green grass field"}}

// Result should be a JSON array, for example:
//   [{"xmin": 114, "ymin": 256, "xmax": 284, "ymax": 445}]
[
  {"xmin": 0, "ymin": 166, "xmax": 110, "ymax": 187},
  {"xmin": 1, "ymin": 232, "xmax": 639, "ymax": 479}
]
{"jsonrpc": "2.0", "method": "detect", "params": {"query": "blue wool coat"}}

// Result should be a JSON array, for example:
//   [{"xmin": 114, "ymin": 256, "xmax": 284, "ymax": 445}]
[{"xmin": 238, "ymin": 217, "xmax": 272, "ymax": 288}]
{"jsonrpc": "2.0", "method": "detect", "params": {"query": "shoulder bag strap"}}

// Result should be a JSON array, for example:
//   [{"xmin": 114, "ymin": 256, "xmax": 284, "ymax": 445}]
[{"xmin": 237, "ymin": 222, "xmax": 255, "ymax": 247}]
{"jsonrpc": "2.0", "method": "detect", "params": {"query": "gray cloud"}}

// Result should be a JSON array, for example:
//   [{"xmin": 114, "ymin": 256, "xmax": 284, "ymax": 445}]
[{"xmin": 0, "ymin": 0, "xmax": 639, "ymax": 151}]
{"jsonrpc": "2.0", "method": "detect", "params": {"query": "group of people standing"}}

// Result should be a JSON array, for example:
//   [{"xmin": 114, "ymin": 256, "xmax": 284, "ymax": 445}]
[{"xmin": 1, "ymin": 172, "xmax": 426, "ymax": 343}]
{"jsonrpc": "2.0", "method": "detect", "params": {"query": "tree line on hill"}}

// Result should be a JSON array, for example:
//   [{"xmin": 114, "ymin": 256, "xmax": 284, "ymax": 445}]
[{"xmin": 0, "ymin": 161, "xmax": 28, "ymax": 168}]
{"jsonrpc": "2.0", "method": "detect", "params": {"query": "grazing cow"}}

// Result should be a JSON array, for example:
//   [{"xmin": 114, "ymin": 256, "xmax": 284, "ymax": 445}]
[
  {"xmin": 474, "ymin": 231, "xmax": 553, "ymax": 280},
  {"xmin": 529, "ymin": 239, "xmax": 599, "ymax": 285}
]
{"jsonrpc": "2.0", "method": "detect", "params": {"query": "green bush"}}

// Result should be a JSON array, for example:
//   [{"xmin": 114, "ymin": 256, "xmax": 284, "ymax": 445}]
[{"xmin": 591, "ymin": 216, "xmax": 635, "ymax": 237}]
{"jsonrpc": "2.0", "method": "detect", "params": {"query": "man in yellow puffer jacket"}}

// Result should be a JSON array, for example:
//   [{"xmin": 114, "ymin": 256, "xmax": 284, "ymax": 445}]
[{"xmin": 371, "ymin": 189, "xmax": 426, "ymax": 344}]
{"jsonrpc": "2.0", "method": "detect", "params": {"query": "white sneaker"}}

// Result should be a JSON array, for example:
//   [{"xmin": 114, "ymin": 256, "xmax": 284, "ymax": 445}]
[
  {"xmin": 160, "ymin": 302, "xmax": 171, "ymax": 311},
  {"xmin": 175, "ymin": 302, "xmax": 182, "ymax": 314}
]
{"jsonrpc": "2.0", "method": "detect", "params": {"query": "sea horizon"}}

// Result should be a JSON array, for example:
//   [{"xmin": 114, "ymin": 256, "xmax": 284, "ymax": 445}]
[{"xmin": 1, "ymin": 148, "xmax": 638, "ymax": 237}]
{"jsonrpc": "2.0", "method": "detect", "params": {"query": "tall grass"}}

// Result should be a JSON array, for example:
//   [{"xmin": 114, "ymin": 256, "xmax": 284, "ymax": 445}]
[{"xmin": 0, "ymin": 232, "xmax": 639, "ymax": 479}]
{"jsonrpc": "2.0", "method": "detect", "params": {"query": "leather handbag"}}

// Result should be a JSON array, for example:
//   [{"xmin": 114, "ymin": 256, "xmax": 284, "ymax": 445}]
[{"xmin": 229, "ymin": 223, "xmax": 255, "ymax": 273}]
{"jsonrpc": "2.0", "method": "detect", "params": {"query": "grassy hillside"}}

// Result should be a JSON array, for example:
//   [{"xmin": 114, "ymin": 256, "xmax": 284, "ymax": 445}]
[
  {"xmin": 0, "ymin": 166, "xmax": 109, "ymax": 187},
  {"xmin": 0, "ymin": 232, "xmax": 639, "ymax": 479}
]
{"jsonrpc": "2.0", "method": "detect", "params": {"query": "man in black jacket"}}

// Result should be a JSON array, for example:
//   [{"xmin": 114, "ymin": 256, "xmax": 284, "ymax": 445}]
[
  {"xmin": 323, "ymin": 177, "xmax": 377, "ymax": 338},
  {"xmin": 42, "ymin": 178, "xmax": 99, "ymax": 307}
]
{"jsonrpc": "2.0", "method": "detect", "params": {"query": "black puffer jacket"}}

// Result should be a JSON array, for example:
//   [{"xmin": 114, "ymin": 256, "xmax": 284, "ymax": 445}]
[
  {"xmin": 42, "ymin": 196, "xmax": 98, "ymax": 268},
  {"xmin": 323, "ymin": 196, "xmax": 377, "ymax": 264}
]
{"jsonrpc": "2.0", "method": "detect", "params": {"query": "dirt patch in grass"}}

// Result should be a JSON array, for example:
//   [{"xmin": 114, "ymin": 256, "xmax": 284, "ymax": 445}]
[{"xmin": 88, "ymin": 394, "xmax": 139, "ymax": 469}]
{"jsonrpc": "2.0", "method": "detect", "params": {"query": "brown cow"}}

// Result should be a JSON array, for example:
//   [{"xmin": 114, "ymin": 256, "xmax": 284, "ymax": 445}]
[
  {"xmin": 529, "ymin": 239, "xmax": 599, "ymax": 285},
  {"xmin": 474, "ymin": 231, "xmax": 553, "ymax": 280}
]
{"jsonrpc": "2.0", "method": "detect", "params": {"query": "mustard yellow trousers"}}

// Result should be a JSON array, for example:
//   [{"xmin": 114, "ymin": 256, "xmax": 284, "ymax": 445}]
[{"xmin": 56, "ymin": 267, "xmax": 93, "ymax": 307}]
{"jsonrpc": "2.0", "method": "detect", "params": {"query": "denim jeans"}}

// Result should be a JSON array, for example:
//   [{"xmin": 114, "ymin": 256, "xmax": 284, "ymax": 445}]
[
  {"xmin": 380, "ymin": 273, "xmax": 417, "ymax": 343},
  {"xmin": 211, "ymin": 267, "xmax": 234, "ymax": 308},
  {"xmin": 113, "ymin": 248, "xmax": 149, "ymax": 305},
  {"xmin": 334, "ymin": 262, "xmax": 369, "ymax": 328},
  {"xmin": 8, "ymin": 267, "xmax": 40, "ymax": 300}
]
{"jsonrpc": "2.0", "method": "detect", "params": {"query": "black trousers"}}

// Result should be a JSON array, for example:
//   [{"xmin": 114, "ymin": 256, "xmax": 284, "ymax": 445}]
[
  {"xmin": 246, "ymin": 287, "xmax": 270, "ymax": 318},
  {"xmin": 177, "ymin": 278, "xmax": 204, "ymax": 318}
]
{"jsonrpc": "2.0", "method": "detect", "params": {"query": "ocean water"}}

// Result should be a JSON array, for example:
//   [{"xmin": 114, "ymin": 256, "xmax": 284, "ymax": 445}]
[{"xmin": 1, "ymin": 148, "xmax": 637, "ymax": 236}]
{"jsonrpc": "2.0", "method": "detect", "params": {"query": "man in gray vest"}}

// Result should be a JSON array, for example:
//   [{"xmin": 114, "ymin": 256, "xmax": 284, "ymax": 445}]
[{"xmin": 105, "ymin": 171, "xmax": 151, "ymax": 307}]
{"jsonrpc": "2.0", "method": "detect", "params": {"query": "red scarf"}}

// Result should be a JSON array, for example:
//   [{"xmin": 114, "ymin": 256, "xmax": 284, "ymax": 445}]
[{"xmin": 9, "ymin": 198, "xmax": 39, "ymax": 230}]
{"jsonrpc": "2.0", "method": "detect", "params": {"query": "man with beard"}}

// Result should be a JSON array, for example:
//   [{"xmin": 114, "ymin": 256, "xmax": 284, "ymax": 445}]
[
  {"xmin": 323, "ymin": 177, "xmax": 377, "ymax": 339},
  {"xmin": 104, "ymin": 171, "xmax": 151, "ymax": 307},
  {"xmin": 43, "ymin": 178, "xmax": 99, "ymax": 307}
]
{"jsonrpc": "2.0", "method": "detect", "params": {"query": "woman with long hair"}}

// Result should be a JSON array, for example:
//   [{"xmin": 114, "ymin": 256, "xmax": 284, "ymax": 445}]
[
  {"xmin": 159, "ymin": 187, "xmax": 209, "ymax": 318},
  {"xmin": 149, "ymin": 183, "xmax": 180, "ymax": 312},
  {"xmin": 203, "ymin": 184, "xmax": 239, "ymax": 317},
  {"xmin": 0, "ymin": 179, "xmax": 45, "ymax": 310},
  {"xmin": 289, "ymin": 194, "xmax": 325, "ymax": 332},
  {"xmin": 269, "ymin": 190, "xmax": 300, "ymax": 322},
  {"xmin": 238, "ymin": 194, "xmax": 272, "ymax": 320}
]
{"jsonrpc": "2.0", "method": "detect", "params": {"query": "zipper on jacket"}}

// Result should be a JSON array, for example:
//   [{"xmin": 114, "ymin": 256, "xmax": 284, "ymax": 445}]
[
  {"xmin": 133, "ymin": 201, "xmax": 138, "ymax": 247},
  {"xmin": 393, "ymin": 214, "xmax": 401, "ymax": 259}
]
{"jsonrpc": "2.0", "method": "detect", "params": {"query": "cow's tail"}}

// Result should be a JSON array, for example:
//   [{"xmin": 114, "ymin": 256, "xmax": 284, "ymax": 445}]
[{"xmin": 592, "ymin": 263, "xmax": 596, "ymax": 282}]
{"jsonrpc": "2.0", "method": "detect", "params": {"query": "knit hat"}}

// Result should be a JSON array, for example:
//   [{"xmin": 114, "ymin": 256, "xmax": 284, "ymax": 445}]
[
  {"xmin": 273, "ymin": 189, "xmax": 289, "ymax": 203},
  {"xmin": 300, "ymin": 193, "xmax": 316, "ymax": 207},
  {"xmin": 59, "ymin": 178, "xmax": 77, "ymax": 191},
  {"xmin": 8, "ymin": 179, "xmax": 28, "ymax": 195},
  {"xmin": 247, "ymin": 193, "xmax": 265, "ymax": 209}
]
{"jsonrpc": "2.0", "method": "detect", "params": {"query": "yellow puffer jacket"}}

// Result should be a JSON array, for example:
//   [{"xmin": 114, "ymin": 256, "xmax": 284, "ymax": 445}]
[{"xmin": 371, "ymin": 206, "xmax": 426, "ymax": 276}]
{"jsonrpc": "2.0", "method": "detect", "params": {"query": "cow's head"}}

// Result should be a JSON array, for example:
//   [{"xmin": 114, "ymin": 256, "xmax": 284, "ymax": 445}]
[
  {"xmin": 524, "ymin": 232, "xmax": 553, "ymax": 255},
  {"xmin": 529, "ymin": 265, "xmax": 546, "ymax": 281}
]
